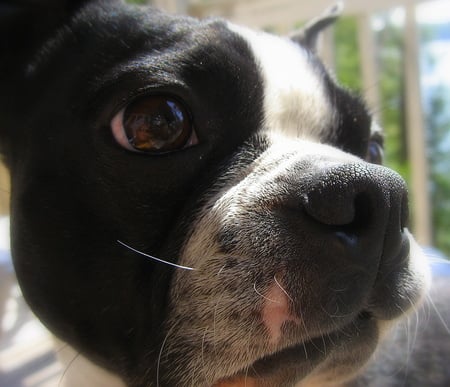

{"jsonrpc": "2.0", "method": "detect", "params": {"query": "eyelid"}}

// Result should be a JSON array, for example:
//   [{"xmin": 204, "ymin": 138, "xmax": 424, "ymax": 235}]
[{"xmin": 111, "ymin": 107, "xmax": 136, "ymax": 151}]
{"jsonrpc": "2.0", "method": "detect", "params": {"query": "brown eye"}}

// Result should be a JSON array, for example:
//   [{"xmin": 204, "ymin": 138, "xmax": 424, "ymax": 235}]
[{"xmin": 111, "ymin": 96, "xmax": 197, "ymax": 153}]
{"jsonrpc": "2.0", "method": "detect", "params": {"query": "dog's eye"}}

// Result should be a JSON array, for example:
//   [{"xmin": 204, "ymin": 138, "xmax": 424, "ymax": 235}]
[
  {"xmin": 111, "ymin": 96, "xmax": 197, "ymax": 153},
  {"xmin": 366, "ymin": 140, "xmax": 383, "ymax": 164}
]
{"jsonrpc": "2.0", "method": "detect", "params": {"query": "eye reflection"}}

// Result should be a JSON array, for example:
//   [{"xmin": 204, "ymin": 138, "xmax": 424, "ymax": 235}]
[{"xmin": 121, "ymin": 96, "xmax": 194, "ymax": 153}]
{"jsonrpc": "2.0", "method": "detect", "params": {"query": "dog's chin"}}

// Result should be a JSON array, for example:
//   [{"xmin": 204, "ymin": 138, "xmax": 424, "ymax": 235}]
[
  {"xmin": 167, "ymin": 228, "xmax": 428, "ymax": 387},
  {"xmin": 212, "ymin": 312, "xmax": 379, "ymax": 387}
]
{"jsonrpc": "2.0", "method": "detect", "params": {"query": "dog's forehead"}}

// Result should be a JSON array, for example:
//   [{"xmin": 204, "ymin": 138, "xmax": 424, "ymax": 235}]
[{"xmin": 227, "ymin": 23, "xmax": 335, "ymax": 140}]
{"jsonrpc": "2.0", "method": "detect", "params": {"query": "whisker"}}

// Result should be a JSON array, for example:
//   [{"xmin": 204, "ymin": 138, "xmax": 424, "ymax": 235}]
[
  {"xmin": 401, "ymin": 311, "xmax": 413, "ymax": 377},
  {"xmin": 427, "ymin": 293, "xmax": 450, "ymax": 335},
  {"xmin": 409, "ymin": 296, "xmax": 421, "ymax": 351},
  {"xmin": 54, "ymin": 342, "xmax": 70, "ymax": 354},
  {"xmin": 424, "ymin": 247, "xmax": 450, "ymax": 264},
  {"xmin": 428, "ymin": 256, "xmax": 450, "ymax": 265},
  {"xmin": 253, "ymin": 282, "xmax": 280, "ymax": 303},
  {"xmin": 58, "ymin": 351, "xmax": 81, "ymax": 387},
  {"xmin": 217, "ymin": 264, "xmax": 227, "ymax": 276},
  {"xmin": 201, "ymin": 327, "xmax": 209, "ymax": 385},
  {"xmin": 244, "ymin": 364, "xmax": 251, "ymax": 387},
  {"xmin": 117, "ymin": 240, "xmax": 196, "ymax": 271},
  {"xmin": 157, "ymin": 324, "xmax": 176, "ymax": 387},
  {"xmin": 212, "ymin": 293, "xmax": 225, "ymax": 356},
  {"xmin": 274, "ymin": 274, "xmax": 294, "ymax": 302},
  {"xmin": 302, "ymin": 341, "xmax": 309, "ymax": 360},
  {"xmin": 321, "ymin": 334, "xmax": 327, "ymax": 356}
]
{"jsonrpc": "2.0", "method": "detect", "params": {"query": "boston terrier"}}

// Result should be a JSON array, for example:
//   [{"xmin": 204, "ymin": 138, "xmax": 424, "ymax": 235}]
[{"xmin": 0, "ymin": 0, "xmax": 444, "ymax": 386}]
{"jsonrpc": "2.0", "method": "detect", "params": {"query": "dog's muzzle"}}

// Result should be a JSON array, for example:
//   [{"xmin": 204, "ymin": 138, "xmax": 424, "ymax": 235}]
[{"xmin": 167, "ymin": 147, "xmax": 428, "ymax": 386}]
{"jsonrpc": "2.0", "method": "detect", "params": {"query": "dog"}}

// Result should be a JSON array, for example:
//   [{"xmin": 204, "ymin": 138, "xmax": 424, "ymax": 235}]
[{"xmin": 0, "ymin": 0, "xmax": 444, "ymax": 386}]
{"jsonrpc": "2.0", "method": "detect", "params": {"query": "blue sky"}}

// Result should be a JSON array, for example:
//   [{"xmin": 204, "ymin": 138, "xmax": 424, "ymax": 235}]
[
  {"xmin": 417, "ymin": 0, "xmax": 450, "ymax": 25},
  {"xmin": 418, "ymin": 1, "xmax": 450, "ymax": 87}
]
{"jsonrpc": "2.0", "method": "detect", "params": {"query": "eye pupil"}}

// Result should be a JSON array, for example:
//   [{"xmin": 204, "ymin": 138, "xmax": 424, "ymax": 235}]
[{"xmin": 123, "ymin": 96, "xmax": 192, "ymax": 152}]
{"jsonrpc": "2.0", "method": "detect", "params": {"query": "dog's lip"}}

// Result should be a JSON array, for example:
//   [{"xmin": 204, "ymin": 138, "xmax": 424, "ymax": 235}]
[
  {"xmin": 210, "ymin": 342, "xmax": 324, "ymax": 387},
  {"xmin": 211, "ymin": 311, "xmax": 375, "ymax": 387}
]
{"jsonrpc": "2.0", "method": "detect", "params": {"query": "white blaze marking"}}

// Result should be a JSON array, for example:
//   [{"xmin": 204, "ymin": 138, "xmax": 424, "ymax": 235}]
[
  {"xmin": 228, "ymin": 23, "xmax": 334, "ymax": 139},
  {"xmin": 261, "ymin": 277, "xmax": 301, "ymax": 345}
]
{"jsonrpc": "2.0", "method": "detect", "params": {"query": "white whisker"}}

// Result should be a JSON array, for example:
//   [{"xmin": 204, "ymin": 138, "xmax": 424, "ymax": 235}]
[
  {"xmin": 117, "ymin": 240, "xmax": 196, "ymax": 271},
  {"xmin": 201, "ymin": 327, "xmax": 209, "ymax": 385},
  {"xmin": 217, "ymin": 264, "xmax": 227, "ymax": 276},
  {"xmin": 427, "ymin": 294, "xmax": 450, "ymax": 335},
  {"xmin": 212, "ymin": 293, "xmax": 224, "ymax": 356},
  {"xmin": 157, "ymin": 324, "xmax": 175, "ymax": 387},
  {"xmin": 253, "ymin": 282, "xmax": 280, "ymax": 303},
  {"xmin": 428, "ymin": 256, "xmax": 450, "ymax": 265},
  {"xmin": 274, "ymin": 274, "xmax": 293, "ymax": 302}
]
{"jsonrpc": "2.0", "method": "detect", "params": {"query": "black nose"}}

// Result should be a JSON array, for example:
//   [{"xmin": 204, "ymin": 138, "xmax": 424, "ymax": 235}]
[
  {"xmin": 296, "ymin": 162, "xmax": 412, "ymax": 320},
  {"xmin": 301, "ymin": 163, "xmax": 408, "ymax": 245}
]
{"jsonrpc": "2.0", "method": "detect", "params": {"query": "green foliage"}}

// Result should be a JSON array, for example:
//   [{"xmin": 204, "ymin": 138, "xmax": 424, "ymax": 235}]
[
  {"xmin": 334, "ymin": 15, "xmax": 409, "ymax": 181},
  {"xmin": 426, "ymin": 85, "xmax": 450, "ymax": 254},
  {"xmin": 334, "ymin": 17, "xmax": 362, "ymax": 92},
  {"xmin": 375, "ymin": 17, "xmax": 409, "ymax": 183},
  {"xmin": 126, "ymin": 0, "xmax": 148, "ymax": 4}
]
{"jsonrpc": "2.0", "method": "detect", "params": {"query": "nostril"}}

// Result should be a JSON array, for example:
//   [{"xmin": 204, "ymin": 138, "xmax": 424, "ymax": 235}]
[
  {"xmin": 331, "ymin": 193, "xmax": 373, "ymax": 249},
  {"xmin": 303, "ymin": 188, "xmax": 374, "ymax": 229},
  {"xmin": 300, "ymin": 163, "xmax": 409, "ymax": 242},
  {"xmin": 351, "ymin": 193, "xmax": 373, "ymax": 228},
  {"xmin": 302, "ymin": 189, "xmax": 356, "ymax": 226},
  {"xmin": 332, "ymin": 194, "xmax": 372, "ymax": 249}
]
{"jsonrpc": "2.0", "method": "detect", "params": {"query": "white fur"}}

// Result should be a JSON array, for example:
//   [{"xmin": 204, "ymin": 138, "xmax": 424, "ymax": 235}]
[{"xmin": 228, "ymin": 23, "xmax": 334, "ymax": 140}]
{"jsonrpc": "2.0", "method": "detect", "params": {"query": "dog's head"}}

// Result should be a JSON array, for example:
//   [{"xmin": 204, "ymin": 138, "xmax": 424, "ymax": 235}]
[{"xmin": 0, "ymin": 1, "xmax": 429, "ymax": 386}]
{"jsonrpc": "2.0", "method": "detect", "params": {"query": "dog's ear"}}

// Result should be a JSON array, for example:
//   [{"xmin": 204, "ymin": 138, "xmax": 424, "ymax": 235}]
[
  {"xmin": 0, "ymin": 0, "xmax": 93, "ymax": 75},
  {"xmin": 290, "ymin": 2, "xmax": 343, "ymax": 51},
  {"xmin": 0, "ymin": 0, "xmax": 96, "ymax": 157}
]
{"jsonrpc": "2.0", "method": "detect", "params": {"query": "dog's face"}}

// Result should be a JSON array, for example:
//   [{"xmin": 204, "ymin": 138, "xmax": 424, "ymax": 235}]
[{"xmin": 0, "ymin": 1, "xmax": 429, "ymax": 386}]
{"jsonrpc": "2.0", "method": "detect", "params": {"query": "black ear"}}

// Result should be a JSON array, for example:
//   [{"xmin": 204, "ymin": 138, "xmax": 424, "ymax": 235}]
[
  {"xmin": 0, "ymin": 0, "xmax": 91, "ymax": 75},
  {"xmin": 290, "ymin": 2, "xmax": 343, "ymax": 51},
  {"xmin": 0, "ymin": 0, "xmax": 92, "ymax": 158}
]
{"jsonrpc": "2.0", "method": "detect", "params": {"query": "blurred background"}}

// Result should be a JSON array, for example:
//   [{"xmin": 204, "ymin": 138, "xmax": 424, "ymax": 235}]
[{"xmin": 1, "ymin": 0, "xmax": 449, "ymax": 386}]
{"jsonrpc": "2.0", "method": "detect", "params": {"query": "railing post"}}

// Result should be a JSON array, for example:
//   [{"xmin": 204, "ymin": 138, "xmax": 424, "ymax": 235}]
[{"xmin": 404, "ymin": 3, "xmax": 432, "ymax": 246}]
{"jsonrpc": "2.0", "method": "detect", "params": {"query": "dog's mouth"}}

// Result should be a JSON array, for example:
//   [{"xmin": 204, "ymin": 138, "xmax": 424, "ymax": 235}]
[
  {"xmin": 211, "ymin": 310, "xmax": 377, "ymax": 387},
  {"xmin": 206, "ymin": 236, "xmax": 422, "ymax": 387},
  {"xmin": 165, "ymin": 229, "xmax": 424, "ymax": 387}
]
